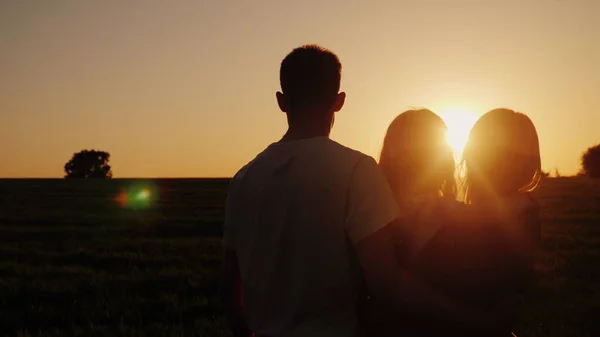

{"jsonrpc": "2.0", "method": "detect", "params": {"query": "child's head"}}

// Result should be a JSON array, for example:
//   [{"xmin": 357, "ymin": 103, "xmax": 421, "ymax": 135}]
[
  {"xmin": 379, "ymin": 109, "xmax": 456, "ymax": 206},
  {"xmin": 462, "ymin": 108, "xmax": 541, "ymax": 203}
]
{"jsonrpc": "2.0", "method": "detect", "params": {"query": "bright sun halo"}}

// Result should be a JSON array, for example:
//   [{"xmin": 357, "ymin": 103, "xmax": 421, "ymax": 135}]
[{"xmin": 437, "ymin": 108, "xmax": 480, "ymax": 158}]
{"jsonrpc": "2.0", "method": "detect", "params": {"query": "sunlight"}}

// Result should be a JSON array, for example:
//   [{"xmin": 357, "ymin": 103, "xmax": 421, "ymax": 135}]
[{"xmin": 437, "ymin": 108, "xmax": 480, "ymax": 159}]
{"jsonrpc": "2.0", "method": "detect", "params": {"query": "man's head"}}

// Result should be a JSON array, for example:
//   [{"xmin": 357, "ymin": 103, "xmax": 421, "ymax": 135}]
[{"xmin": 277, "ymin": 45, "xmax": 345, "ymax": 131}]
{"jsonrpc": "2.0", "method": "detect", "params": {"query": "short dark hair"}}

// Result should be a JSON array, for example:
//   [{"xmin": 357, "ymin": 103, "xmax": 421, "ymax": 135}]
[{"xmin": 280, "ymin": 45, "xmax": 341, "ymax": 112}]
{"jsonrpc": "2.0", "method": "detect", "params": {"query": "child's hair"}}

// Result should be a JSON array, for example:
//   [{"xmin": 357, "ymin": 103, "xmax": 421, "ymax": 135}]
[
  {"xmin": 379, "ymin": 109, "xmax": 456, "ymax": 208},
  {"xmin": 461, "ymin": 108, "xmax": 542, "ymax": 203}
]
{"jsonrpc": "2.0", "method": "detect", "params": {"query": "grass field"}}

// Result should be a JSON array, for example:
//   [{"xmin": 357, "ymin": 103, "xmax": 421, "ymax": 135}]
[{"xmin": 0, "ymin": 177, "xmax": 599, "ymax": 337}]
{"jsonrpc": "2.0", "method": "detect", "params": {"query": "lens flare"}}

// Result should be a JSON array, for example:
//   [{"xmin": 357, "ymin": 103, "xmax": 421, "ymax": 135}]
[
  {"xmin": 137, "ymin": 189, "xmax": 151, "ymax": 200},
  {"xmin": 113, "ymin": 186, "xmax": 156, "ymax": 209},
  {"xmin": 113, "ymin": 189, "xmax": 129, "ymax": 207}
]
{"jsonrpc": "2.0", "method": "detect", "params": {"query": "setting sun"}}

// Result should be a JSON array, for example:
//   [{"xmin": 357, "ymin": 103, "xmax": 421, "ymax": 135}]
[{"xmin": 438, "ymin": 108, "xmax": 480, "ymax": 158}]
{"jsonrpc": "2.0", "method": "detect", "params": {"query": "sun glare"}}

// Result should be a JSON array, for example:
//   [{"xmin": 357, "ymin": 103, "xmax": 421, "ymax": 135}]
[{"xmin": 438, "ymin": 108, "xmax": 480, "ymax": 158}]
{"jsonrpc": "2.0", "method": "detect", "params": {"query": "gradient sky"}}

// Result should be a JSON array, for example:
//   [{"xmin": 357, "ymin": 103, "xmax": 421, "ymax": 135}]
[{"xmin": 1, "ymin": 0, "xmax": 598, "ymax": 178}]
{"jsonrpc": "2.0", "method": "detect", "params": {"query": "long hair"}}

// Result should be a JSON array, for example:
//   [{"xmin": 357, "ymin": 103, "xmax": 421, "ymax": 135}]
[
  {"xmin": 378, "ymin": 109, "xmax": 456, "ymax": 210},
  {"xmin": 461, "ymin": 108, "xmax": 542, "ymax": 203}
]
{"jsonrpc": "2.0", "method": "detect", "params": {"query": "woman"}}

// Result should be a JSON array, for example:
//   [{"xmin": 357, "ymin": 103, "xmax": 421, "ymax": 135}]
[
  {"xmin": 371, "ymin": 108, "xmax": 541, "ymax": 336},
  {"xmin": 454, "ymin": 108, "xmax": 542, "ymax": 327}
]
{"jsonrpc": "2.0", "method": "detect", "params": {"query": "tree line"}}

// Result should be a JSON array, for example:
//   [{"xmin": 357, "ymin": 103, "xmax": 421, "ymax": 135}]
[{"xmin": 64, "ymin": 144, "xmax": 600, "ymax": 179}]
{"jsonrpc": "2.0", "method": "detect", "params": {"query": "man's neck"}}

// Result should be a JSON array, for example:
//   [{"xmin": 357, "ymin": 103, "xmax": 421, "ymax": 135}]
[
  {"xmin": 280, "ymin": 110, "xmax": 333, "ymax": 142},
  {"xmin": 280, "ymin": 125, "xmax": 330, "ymax": 142}
]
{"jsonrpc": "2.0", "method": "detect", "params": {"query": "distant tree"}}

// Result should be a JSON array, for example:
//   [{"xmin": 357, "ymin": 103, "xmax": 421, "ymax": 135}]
[
  {"xmin": 541, "ymin": 170, "xmax": 550, "ymax": 178},
  {"xmin": 64, "ymin": 149, "xmax": 113, "ymax": 179},
  {"xmin": 581, "ymin": 144, "xmax": 600, "ymax": 178}
]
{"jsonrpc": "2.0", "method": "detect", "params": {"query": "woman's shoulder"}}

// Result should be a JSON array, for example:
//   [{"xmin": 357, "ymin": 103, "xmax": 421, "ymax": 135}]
[
  {"xmin": 408, "ymin": 195, "xmax": 463, "ymax": 214},
  {"xmin": 436, "ymin": 197, "xmax": 464, "ymax": 211},
  {"xmin": 522, "ymin": 192, "xmax": 541, "ymax": 211}
]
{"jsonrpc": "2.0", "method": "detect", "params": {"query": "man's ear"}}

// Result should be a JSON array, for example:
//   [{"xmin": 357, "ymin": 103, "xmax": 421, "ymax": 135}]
[
  {"xmin": 332, "ymin": 92, "xmax": 346, "ymax": 112},
  {"xmin": 276, "ymin": 92, "xmax": 287, "ymax": 113}
]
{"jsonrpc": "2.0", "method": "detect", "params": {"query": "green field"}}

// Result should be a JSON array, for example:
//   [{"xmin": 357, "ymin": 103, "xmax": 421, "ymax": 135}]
[{"xmin": 1, "ymin": 178, "xmax": 599, "ymax": 336}]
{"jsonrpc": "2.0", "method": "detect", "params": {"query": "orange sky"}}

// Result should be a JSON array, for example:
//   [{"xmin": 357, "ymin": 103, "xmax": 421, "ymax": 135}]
[{"xmin": 1, "ymin": 0, "xmax": 598, "ymax": 178}]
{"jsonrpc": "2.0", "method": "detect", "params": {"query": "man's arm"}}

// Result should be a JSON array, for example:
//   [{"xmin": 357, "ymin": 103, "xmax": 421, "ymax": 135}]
[
  {"xmin": 344, "ymin": 157, "xmax": 501, "ymax": 335},
  {"xmin": 220, "ymin": 172, "xmax": 253, "ymax": 337},
  {"xmin": 355, "ymin": 220, "xmax": 502, "ymax": 335},
  {"xmin": 219, "ymin": 248, "xmax": 252, "ymax": 337}
]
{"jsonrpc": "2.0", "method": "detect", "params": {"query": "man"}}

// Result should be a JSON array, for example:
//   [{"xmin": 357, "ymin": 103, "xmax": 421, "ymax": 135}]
[{"xmin": 220, "ymin": 45, "xmax": 499, "ymax": 337}]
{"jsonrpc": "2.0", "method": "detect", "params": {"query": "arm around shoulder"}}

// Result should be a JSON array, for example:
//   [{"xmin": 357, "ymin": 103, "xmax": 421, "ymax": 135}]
[{"xmin": 343, "ymin": 157, "xmax": 499, "ymax": 335}]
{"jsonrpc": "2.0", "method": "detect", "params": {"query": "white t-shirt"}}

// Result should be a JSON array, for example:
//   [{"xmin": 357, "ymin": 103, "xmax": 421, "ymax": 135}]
[{"xmin": 223, "ymin": 137, "xmax": 399, "ymax": 337}]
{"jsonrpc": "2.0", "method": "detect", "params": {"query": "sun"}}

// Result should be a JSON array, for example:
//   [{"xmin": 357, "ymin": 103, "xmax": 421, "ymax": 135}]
[{"xmin": 437, "ymin": 108, "xmax": 480, "ymax": 158}]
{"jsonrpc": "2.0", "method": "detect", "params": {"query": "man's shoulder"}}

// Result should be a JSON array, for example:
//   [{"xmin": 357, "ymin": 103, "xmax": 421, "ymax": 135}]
[
  {"xmin": 230, "ymin": 143, "xmax": 281, "ymax": 183},
  {"xmin": 230, "ymin": 150, "xmax": 266, "ymax": 184},
  {"xmin": 230, "ymin": 139, "xmax": 376, "ymax": 184},
  {"xmin": 322, "ymin": 139, "xmax": 375, "ymax": 164}
]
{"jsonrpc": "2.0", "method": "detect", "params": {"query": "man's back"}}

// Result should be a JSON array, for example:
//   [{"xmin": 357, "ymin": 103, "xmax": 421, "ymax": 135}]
[{"xmin": 224, "ymin": 137, "xmax": 398, "ymax": 337}]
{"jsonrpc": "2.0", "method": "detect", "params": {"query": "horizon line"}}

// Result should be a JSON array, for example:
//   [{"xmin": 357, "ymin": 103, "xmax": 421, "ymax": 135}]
[{"xmin": 0, "ymin": 177, "xmax": 234, "ymax": 180}]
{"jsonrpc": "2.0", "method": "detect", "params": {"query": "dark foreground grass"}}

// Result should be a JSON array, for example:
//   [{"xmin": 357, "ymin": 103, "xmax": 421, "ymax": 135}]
[{"xmin": 0, "ymin": 177, "xmax": 599, "ymax": 336}]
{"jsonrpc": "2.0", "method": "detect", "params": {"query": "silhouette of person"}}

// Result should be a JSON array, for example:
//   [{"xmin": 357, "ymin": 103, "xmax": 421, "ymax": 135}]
[
  {"xmin": 371, "ymin": 108, "xmax": 541, "ymax": 337},
  {"xmin": 219, "ymin": 45, "xmax": 502, "ymax": 337}
]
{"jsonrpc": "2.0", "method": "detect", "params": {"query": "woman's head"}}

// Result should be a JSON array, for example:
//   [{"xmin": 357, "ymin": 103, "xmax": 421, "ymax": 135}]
[
  {"xmin": 379, "ymin": 109, "xmax": 456, "ymax": 206},
  {"xmin": 462, "ymin": 108, "xmax": 541, "ymax": 203}
]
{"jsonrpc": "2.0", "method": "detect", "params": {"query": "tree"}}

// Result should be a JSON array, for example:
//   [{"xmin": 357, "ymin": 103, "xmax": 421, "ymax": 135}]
[
  {"xmin": 64, "ymin": 149, "xmax": 113, "ymax": 179},
  {"xmin": 581, "ymin": 144, "xmax": 600, "ymax": 178}
]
